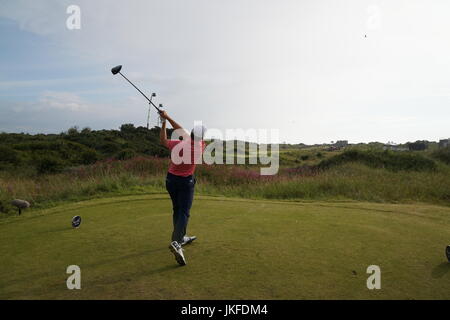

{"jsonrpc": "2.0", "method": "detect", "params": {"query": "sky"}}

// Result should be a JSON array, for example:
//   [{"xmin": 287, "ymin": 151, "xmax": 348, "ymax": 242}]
[{"xmin": 0, "ymin": 0, "xmax": 449, "ymax": 144}]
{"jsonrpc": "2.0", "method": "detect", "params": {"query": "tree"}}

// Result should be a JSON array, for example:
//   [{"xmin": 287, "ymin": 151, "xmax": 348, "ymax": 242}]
[
  {"xmin": 408, "ymin": 141, "xmax": 428, "ymax": 151},
  {"xmin": 67, "ymin": 126, "xmax": 79, "ymax": 135},
  {"xmin": 120, "ymin": 124, "xmax": 135, "ymax": 133},
  {"xmin": 81, "ymin": 127, "xmax": 92, "ymax": 134}
]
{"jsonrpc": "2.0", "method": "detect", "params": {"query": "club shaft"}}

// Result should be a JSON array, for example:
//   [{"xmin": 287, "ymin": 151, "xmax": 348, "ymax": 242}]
[{"xmin": 119, "ymin": 72, "xmax": 160, "ymax": 111}]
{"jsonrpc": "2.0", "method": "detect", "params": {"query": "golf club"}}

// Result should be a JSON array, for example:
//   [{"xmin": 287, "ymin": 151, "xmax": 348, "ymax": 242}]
[
  {"xmin": 111, "ymin": 65, "xmax": 161, "ymax": 112},
  {"xmin": 147, "ymin": 93, "xmax": 156, "ymax": 129}
]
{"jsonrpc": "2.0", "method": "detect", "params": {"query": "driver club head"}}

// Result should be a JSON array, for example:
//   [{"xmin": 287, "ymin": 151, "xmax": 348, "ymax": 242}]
[
  {"xmin": 111, "ymin": 65, "xmax": 122, "ymax": 75},
  {"xmin": 152, "ymin": 93, "xmax": 156, "ymax": 97},
  {"xmin": 72, "ymin": 215, "xmax": 82, "ymax": 228}
]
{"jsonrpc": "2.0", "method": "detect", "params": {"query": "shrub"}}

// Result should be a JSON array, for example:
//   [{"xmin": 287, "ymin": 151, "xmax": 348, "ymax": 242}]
[
  {"xmin": 80, "ymin": 149, "xmax": 99, "ymax": 165},
  {"xmin": 98, "ymin": 142, "xmax": 120, "ymax": 155},
  {"xmin": 67, "ymin": 126, "xmax": 79, "ymax": 135},
  {"xmin": 432, "ymin": 147, "xmax": 450, "ymax": 165},
  {"xmin": 318, "ymin": 150, "xmax": 436, "ymax": 172},
  {"xmin": 35, "ymin": 155, "xmax": 64, "ymax": 174},
  {"xmin": 120, "ymin": 124, "xmax": 135, "ymax": 133},
  {"xmin": 0, "ymin": 146, "xmax": 21, "ymax": 166},
  {"xmin": 408, "ymin": 141, "xmax": 428, "ymax": 151},
  {"xmin": 81, "ymin": 127, "xmax": 92, "ymax": 134},
  {"xmin": 115, "ymin": 149, "xmax": 136, "ymax": 160},
  {"xmin": 0, "ymin": 188, "xmax": 14, "ymax": 214},
  {"xmin": 301, "ymin": 155, "xmax": 310, "ymax": 161}
]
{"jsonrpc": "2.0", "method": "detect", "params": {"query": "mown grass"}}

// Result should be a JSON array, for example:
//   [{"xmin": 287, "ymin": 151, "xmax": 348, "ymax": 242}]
[{"xmin": 1, "ymin": 195, "xmax": 449, "ymax": 299}]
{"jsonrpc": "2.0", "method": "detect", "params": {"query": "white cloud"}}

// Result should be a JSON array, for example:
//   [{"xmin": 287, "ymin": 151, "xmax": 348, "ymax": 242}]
[{"xmin": 38, "ymin": 91, "xmax": 88, "ymax": 111}]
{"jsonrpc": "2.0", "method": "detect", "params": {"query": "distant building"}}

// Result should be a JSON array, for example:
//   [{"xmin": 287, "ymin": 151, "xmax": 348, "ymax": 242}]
[
  {"xmin": 335, "ymin": 140, "xmax": 348, "ymax": 148},
  {"xmin": 439, "ymin": 139, "xmax": 450, "ymax": 148},
  {"xmin": 383, "ymin": 145, "xmax": 408, "ymax": 152},
  {"xmin": 408, "ymin": 141, "xmax": 428, "ymax": 151}
]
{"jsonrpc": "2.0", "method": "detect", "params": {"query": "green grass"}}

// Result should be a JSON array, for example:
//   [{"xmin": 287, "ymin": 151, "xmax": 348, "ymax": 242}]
[
  {"xmin": 1, "ymin": 194, "xmax": 449, "ymax": 299},
  {"xmin": 2, "ymin": 156, "xmax": 450, "ymax": 216}
]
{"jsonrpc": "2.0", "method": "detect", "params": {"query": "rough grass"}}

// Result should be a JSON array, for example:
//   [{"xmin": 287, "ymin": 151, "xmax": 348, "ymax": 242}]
[
  {"xmin": 318, "ymin": 149, "xmax": 437, "ymax": 172},
  {"xmin": 0, "ymin": 195, "xmax": 449, "ymax": 299},
  {"xmin": 432, "ymin": 147, "xmax": 450, "ymax": 165},
  {"xmin": 1, "ymin": 155, "xmax": 450, "ymax": 217}
]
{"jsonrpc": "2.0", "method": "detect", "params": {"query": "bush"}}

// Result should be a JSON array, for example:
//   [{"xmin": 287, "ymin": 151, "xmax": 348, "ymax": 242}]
[
  {"xmin": 81, "ymin": 127, "xmax": 92, "ymax": 134},
  {"xmin": 0, "ymin": 146, "xmax": 21, "ymax": 166},
  {"xmin": 115, "ymin": 149, "xmax": 136, "ymax": 160},
  {"xmin": 432, "ymin": 147, "xmax": 450, "ymax": 165},
  {"xmin": 318, "ymin": 150, "xmax": 437, "ymax": 172},
  {"xmin": 35, "ymin": 156, "xmax": 64, "ymax": 174},
  {"xmin": 67, "ymin": 126, "xmax": 79, "ymax": 135},
  {"xmin": 0, "ymin": 199, "xmax": 14, "ymax": 214},
  {"xmin": 120, "ymin": 124, "xmax": 135, "ymax": 133},
  {"xmin": 0, "ymin": 189, "xmax": 14, "ymax": 214},
  {"xmin": 98, "ymin": 142, "xmax": 120, "ymax": 155},
  {"xmin": 408, "ymin": 141, "xmax": 428, "ymax": 151},
  {"xmin": 0, "ymin": 124, "xmax": 169, "ymax": 173},
  {"xmin": 301, "ymin": 155, "xmax": 310, "ymax": 161},
  {"xmin": 80, "ymin": 149, "xmax": 99, "ymax": 165}
]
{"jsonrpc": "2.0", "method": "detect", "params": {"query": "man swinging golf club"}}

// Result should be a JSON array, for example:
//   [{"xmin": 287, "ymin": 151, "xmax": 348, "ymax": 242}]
[{"xmin": 159, "ymin": 110, "xmax": 206, "ymax": 266}]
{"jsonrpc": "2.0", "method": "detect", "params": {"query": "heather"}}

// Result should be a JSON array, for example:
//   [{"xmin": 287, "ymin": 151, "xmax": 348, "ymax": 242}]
[{"xmin": 1, "ymin": 152, "xmax": 450, "ymax": 216}]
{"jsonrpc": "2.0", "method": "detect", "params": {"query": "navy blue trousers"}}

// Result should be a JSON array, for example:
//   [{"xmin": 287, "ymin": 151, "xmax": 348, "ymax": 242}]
[{"xmin": 165, "ymin": 172, "xmax": 195, "ymax": 243}]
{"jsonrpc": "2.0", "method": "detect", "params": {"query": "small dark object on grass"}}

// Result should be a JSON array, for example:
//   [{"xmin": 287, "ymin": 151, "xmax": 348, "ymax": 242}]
[
  {"xmin": 446, "ymin": 245, "xmax": 450, "ymax": 262},
  {"xmin": 72, "ymin": 216, "xmax": 82, "ymax": 228},
  {"xmin": 11, "ymin": 199, "xmax": 30, "ymax": 215}
]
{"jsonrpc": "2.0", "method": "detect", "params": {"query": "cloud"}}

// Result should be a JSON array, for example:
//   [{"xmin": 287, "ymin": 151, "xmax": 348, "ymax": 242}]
[
  {"xmin": 0, "ymin": 75, "xmax": 107, "ymax": 89},
  {"xmin": 0, "ymin": 89, "xmax": 150, "ymax": 133},
  {"xmin": 1, "ymin": 0, "xmax": 450, "ymax": 143},
  {"xmin": 38, "ymin": 91, "xmax": 88, "ymax": 111}
]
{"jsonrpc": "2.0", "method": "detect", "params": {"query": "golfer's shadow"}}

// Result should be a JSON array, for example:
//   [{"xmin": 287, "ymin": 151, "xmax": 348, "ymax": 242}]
[{"xmin": 431, "ymin": 262, "xmax": 450, "ymax": 279}]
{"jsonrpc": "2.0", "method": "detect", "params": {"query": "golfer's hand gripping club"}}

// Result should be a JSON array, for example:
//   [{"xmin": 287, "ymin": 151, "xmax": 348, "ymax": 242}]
[
  {"xmin": 158, "ymin": 110, "xmax": 167, "ymax": 125},
  {"xmin": 159, "ymin": 110, "xmax": 169, "ymax": 120}
]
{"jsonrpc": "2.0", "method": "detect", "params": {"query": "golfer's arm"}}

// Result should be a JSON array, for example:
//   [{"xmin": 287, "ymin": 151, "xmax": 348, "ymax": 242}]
[
  {"xmin": 166, "ymin": 116, "xmax": 190, "ymax": 139},
  {"xmin": 160, "ymin": 120, "xmax": 169, "ymax": 148}
]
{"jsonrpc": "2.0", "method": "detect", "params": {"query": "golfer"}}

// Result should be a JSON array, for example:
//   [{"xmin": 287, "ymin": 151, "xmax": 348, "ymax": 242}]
[{"xmin": 159, "ymin": 111, "xmax": 206, "ymax": 266}]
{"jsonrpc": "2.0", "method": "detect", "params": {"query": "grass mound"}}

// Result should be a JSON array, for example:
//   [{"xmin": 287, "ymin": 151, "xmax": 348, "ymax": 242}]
[{"xmin": 318, "ymin": 150, "xmax": 437, "ymax": 172}]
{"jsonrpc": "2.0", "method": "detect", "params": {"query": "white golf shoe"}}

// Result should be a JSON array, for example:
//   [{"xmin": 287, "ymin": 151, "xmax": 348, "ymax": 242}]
[
  {"xmin": 181, "ymin": 236, "xmax": 197, "ymax": 246},
  {"xmin": 169, "ymin": 241, "xmax": 186, "ymax": 266}
]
